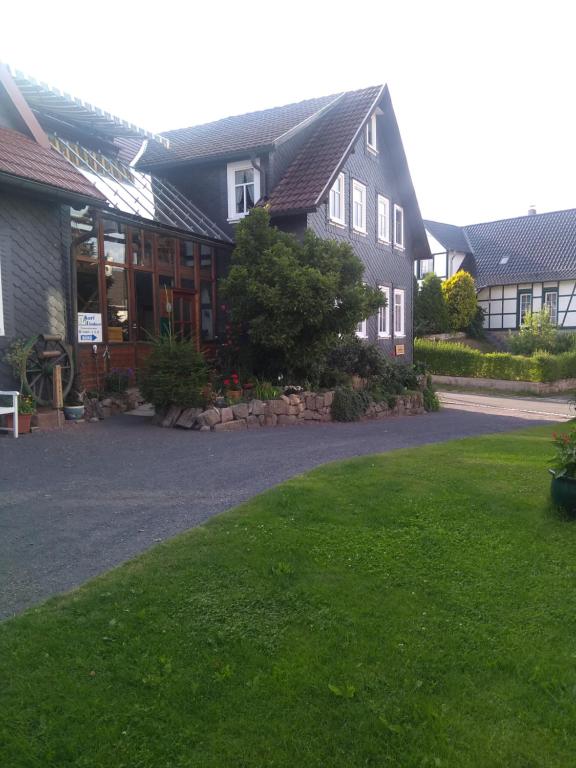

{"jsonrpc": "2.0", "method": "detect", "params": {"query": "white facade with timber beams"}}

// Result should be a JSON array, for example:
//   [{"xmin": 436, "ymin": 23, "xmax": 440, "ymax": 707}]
[{"xmin": 419, "ymin": 209, "xmax": 576, "ymax": 330}]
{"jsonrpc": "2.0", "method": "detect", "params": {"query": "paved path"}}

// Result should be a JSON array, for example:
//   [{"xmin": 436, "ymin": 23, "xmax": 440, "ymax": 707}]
[
  {"xmin": 0, "ymin": 406, "xmax": 555, "ymax": 620},
  {"xmin": 438, "ymin": 391, "xmax": 574, "ymax": 421}
]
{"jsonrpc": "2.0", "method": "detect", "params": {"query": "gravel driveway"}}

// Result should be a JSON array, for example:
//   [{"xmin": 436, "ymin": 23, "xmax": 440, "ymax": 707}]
[{"xmin": 0, "ymin": 406, "xmax": 551, "ymax": 620}]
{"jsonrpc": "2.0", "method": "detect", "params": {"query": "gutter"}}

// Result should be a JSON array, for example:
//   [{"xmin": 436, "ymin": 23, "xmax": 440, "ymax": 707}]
[{"xmin": 0, "ymin": 171, "xmax": 106, "ymax": 209}]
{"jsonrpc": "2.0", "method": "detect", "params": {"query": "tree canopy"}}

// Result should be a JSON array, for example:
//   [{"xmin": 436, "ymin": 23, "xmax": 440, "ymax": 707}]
[
  {"xmin": 442, "ymin": 271, "xmax": 478, "ymax": 331},
  {"xmin": 221, "ymin": 208, "xmax": 385, "ymax": 380},
  {"xmin": 414, "ymin": 273, "xmax": 450, "ymax": 335}
]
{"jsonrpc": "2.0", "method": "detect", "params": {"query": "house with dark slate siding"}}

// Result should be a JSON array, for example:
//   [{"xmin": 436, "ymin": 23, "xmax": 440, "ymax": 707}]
[
  {"xmin": 0, "ymin": 67, "xmax": 429, "ymax": 396},
  {"xmin": 138, "ymin": 86, "xmax": 430, "ymax": 361},
  {"xmin": 419, "ymin": 210, "xmax": 576, "ymax": 331}
]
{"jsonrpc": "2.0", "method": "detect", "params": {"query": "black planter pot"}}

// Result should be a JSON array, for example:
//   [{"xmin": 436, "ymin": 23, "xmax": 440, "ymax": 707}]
[{"xmin": 550, "ymin": 471, "xmax": 576, "ymax": 518}]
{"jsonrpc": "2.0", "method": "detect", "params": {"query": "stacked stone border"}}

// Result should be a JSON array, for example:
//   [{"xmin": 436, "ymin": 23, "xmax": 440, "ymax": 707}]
[{"xmin": 157, "ymin": 391, "xmax": 425, "ymax": 431}]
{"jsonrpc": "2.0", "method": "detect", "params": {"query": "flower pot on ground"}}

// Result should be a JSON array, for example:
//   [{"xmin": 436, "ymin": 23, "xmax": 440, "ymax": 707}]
[
  {"xmin": 226, "ymin": 389, "xmax": 242, "ymax": 401},
  {"xmin": 550, "ymin": 471, "xmax": 576, "ymax": 518},
  {"xmin": 64, "ymin": 404, "xmax": 85, "ymax": 421},
  {"xmin": 550, "ymin": 428, "xmax": 576, "ymax": 517},
  {"xmin": 4, "ymin": 394, "xmax": 36, "ymax": 434}
]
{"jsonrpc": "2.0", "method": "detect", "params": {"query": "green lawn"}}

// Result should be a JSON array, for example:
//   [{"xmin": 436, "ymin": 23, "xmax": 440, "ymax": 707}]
[{"xmin": 2, "ymin": 425, "xmax": 576, "ymax": 767}]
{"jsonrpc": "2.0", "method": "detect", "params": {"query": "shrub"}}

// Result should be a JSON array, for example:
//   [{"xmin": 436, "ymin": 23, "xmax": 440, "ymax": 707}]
[
  {"xmin": 104, "ymin": 368, "xmax": 132, "ymax": 393},
  {"xmin": 423, "ymin": 375, "xmax": 440, "ymax": 412},
  {"xmin": 414, "ymin": 273, "xmax": 450, "ymax": 335},
  {"xmin": 466, "ymin": 305, "xmax": 487, "ymax": 339},
  {"xmin": 442, "ymin": 271, "xmax": 478, "ymax": 331},
  {"xmin": 414, "ymin": 339, "xmax": 576, "ymax": 382},
  {"xmin": 331, "ymin": 387, "xmax": 371, "ymax": 422},
  {"xmin": 325, "ymin": 335, "xmax": 386, "ymax": 380},
  {"xmin": 221, "ymin": 208, "xmax": 384, "ymax": 381},
  {"xmin": 138, "ymin": 336, "xmax": 210, "ymax": 412},
  {"xmin": 508, "ymin": 309, "xmax": 558, "ymax": 355}
]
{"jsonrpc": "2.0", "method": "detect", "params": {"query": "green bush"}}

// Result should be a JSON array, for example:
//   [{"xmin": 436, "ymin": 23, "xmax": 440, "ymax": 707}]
[
  {"xmin": 325, "ymin": 336, "xmax": 387, "ymax": 380},
  {"xmin": 331, "ymin": 387, "xmax": 371, "ymax": 422},
  {"xmin": 423, "ymin": 375, "xmax": 440, "ymax": 411},
  {"xmin": 508, "ymin": 310, "xmax": 558, "ymax": 355},
  {"xmin": 414, "ymin": 273, "xmax": 450, "ymax": 335},
  {"xmin": 415, "ymin": 339, "xmax": 576, "ymax": 382},
  {"xmin": 442, "ymin": 271, "xmax": 478, "ymax": 331},
  {"xmin": 138, "ymin": 336, "xmax": 210, "ymax": 412}
]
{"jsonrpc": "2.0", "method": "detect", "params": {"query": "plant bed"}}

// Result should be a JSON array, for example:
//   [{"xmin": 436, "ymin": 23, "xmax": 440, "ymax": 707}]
[{"xmin": 156, "ymin": 390, "xmax": 426, "ymax": 431}]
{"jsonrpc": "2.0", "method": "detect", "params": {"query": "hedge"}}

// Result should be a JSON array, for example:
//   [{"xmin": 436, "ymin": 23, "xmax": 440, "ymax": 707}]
[{"xmin": 414, "ymin": 339, "xmax": 576, "ymax": 383}]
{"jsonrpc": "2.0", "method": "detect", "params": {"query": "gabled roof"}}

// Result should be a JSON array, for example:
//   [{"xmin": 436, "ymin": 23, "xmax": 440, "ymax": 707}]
[
  {"xmin": 465, "ymin": 209, "xmax": 576, "ymax": 289},
  {"xmin": 424, "ymin": 210, "xmax": 576, "ymax": 289},
  {"xmin": 0, "ymin": 126, "xmax": 105, "ymax": 203},
  {"xmin": 140, "ymin": 93, "xmax": 342, "ymax": 168},
  {"xmin": 424, "ymin": 219, "xmax": 471, "ymax": 254},
  {"xmin": 266, "ymin": 86, "xmax": 383, "ymax": 214}
]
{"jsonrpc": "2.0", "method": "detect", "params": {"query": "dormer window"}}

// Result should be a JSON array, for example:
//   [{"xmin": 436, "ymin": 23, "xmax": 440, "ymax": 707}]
[
  {"xmin": 227, "ymin": 160, "xmax": 261, "ymax": 221},
  {"xmin": 366, "ymin": 114, "xmax": 377, "ymax": 153},
  {"xmin": 329, "ymin": 172, "xmax": 346, "ymax": 225}
]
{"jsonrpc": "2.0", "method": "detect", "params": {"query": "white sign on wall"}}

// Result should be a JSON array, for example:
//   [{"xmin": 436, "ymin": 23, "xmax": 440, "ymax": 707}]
[{"xmin": 78, "ymin": 312, "xmax": 103, "ymax": 343}]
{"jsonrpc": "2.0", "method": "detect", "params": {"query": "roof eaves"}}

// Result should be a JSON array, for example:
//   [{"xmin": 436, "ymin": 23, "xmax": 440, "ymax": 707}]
[
  {"xmin": 0, "ymin": 169, "xmax": 106, "ymax": 206},
  {"xmin": 313, "ymin": 84, "xmax": 385, "ymax": 207},
  {"xmin": 273, "ymin": 93, "xmax": 345, "ymax": 148}
]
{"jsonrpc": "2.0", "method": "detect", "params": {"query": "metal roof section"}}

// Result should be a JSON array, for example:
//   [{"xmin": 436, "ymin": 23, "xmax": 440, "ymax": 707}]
[
  {"xmin": 50, "ymin": 136, "xmax": 231, "ymax": 242},
  {"xmin": 9, "ymin": 67, "xmax": 170, "ymax": 148}
]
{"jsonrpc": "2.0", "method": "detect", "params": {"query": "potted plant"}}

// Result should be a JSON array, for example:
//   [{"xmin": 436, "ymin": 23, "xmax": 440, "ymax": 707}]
[
  {"xmin": 549, "ymin": 428, "xmax": 576, "ymax": 517},
  {"xmin": 223, "ymin": 372, "xmax": 242, "ymax": 401},
  {"xmin": 4, "ymin": 394, "xmax": 36, "ymax": 434},
  {"xmin": 63, "ymin": 392, "xmax": 85, "ymax": 421}
]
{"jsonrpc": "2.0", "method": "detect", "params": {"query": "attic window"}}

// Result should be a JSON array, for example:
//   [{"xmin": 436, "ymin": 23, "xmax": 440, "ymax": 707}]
[
  {"xmin": 366, "ymin": 114, "xmax": 377, "ymax": 153},
  {"xmin": 499, "ymin": 256, "xmax": 509, "ymax": 265},
  {"xmin": 329, "ymin": 173, "xmax": 346, "ymax": 225},
  {"xmin": 227, "ymin": 160, "xmax": 261, "ymax": 221}
]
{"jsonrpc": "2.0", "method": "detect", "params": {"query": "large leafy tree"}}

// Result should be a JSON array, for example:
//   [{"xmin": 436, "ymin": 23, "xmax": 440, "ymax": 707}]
[
  {"xmin": 221, "ymin": 208, "xmax": 385, "ymax": 380},
  {"xmin": 442, "ymin": 270, "xmax": 478, "ymax": 331},
  {"xmin": 414, "ymin": 273, "xmax": 450, "ymax": 335}
]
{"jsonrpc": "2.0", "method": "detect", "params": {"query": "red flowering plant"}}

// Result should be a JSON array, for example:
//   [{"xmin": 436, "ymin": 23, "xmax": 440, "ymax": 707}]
[
  {"xmin": 223, "ymin": 372, "xmax": 241, "ymax": 392},
  {"xmin": 550, "ymin": 428, "xmax": 576, "ymax": 478}
]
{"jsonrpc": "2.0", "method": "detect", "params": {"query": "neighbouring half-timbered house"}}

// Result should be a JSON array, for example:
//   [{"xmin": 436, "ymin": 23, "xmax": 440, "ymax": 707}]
[
  {"xmin": 138, "ymin": 86, "xmax": 430, "ymax": 361},
  {"xmin": 418, "ymin": 210, "xmax": 576, "ymax": 331}
]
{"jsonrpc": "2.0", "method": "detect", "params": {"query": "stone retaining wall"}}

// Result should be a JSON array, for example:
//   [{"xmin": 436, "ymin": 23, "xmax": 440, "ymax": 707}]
[
  {"xmin": 432, "ymin": 374, "xmax": 576, "ymax": 395},
  {"xmin": 157, "ymin": 390, "xmax": 425, "ymax": 431}
]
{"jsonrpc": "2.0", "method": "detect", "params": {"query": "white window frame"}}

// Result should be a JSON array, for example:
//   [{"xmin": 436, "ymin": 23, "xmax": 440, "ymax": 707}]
[
  {"xmin": 0, "ymin": 255, "xmax": 4, "ymax": 336},
  {"xmin": 378, "ymin": 286, "xmax": 390, "ymax": 337},
  {"xmin": 544, "ymin": 290, "xmax": 558, "ymax": 325},
  {"xmin": 393, "ymin": 288, "xmax": 405, "ymax": 338},
  {"xmin": 377, "ymin": 194, "xmax": 390, "ymax": 243},
  {"xmin": 366, "ymin": 114, "xmax": 378, "ymax": 153},
  {"xmin": 352, "ymin": 180, "xmax": 367, "ymax": 234},
  {"xmin": 329, "ymin": 172, "xmax": 346, "ymax": 225},
  {"xmin": 356, "ymin": 318, "xmax": 368, "ymax": 339},
  {"xmin": 393, "ymin": 204, "xmax": 405, "ymax": 249},
  {"xmin": 227, "ymin": 159, "xmax": 260, "ymax": 222}
]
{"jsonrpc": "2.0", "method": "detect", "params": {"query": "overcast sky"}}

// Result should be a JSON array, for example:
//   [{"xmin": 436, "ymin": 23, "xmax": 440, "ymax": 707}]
[{"xmin": 2, "ymin": 0, "xmax": 574, "ymax": 226}]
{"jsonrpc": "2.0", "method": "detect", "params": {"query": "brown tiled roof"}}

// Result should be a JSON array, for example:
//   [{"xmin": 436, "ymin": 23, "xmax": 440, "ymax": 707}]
[
  {"xmin": 140, "ymin": 93, "xmax": 342, "ymax": 167},
  {"xmin": 0, "ymin": 126, "xmax": 104, "ymax": 201},
  {"xmin": 266, "ymin": 86, "xmax": 383, "ymax": 214}
]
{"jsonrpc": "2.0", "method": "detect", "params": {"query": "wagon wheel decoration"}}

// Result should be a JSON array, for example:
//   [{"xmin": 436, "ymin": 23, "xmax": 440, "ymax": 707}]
[{"xmin": 23, "ymin": 335, "xmax": 75, "ymax": 406}]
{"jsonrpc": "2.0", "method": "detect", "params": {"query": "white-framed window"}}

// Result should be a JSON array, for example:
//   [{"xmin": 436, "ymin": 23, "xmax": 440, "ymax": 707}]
[
  {"xmin": 544, "ymin": 290, "xmax": 558, "ymax": 325},
  {"xmin": 378, "ymin": 286, "xmax": 390, "ymax": 337},
  {"xmin": 227, "ymin": 160, "xmax": 260, "ymax": 221},
  {"xmin": 356, "ymin": 318, "xmax": 368, "ymax": 338},
  {"xmin": 518, "ymin": 291, "xmax": 532, "ymax": 325},
  {"xmin": 352, "ymin": 180, "xmax": 367, "ymax": 233},
  {"xmin": 0, "ymin": 255, "xmax": 4, "ymax": 336},
  {"xmin": 329, "ymin": 172, "xmax": 346, "ymax": 225},
  {"xmin": 393, "ymin": 288, "xmax": 405, "ymax": 337},
  {"xmin": 393, "ymin": 204, "xmax": 405, "ymax": 249},
  {"xmin": 377, "ymin": 194, "xmax": 390, "ymax": 243},
  {"xmin": 420, "ymin": 258, "xmax": 433, "ymax": 277},
  {"xmin": 366, "ymin": 114, "xmax": 378, "ymax": 152}
]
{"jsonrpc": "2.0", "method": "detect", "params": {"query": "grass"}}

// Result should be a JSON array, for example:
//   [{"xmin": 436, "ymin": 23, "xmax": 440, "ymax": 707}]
[{"xmin": 2, "ymin": 425, "xmax": 576, "ymax": 767}]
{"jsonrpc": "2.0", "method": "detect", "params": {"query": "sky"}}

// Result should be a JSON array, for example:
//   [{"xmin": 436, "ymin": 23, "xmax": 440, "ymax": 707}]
[{"xmin": 2, "ymin": 0, "xmax": 575, "ymax": 226}]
